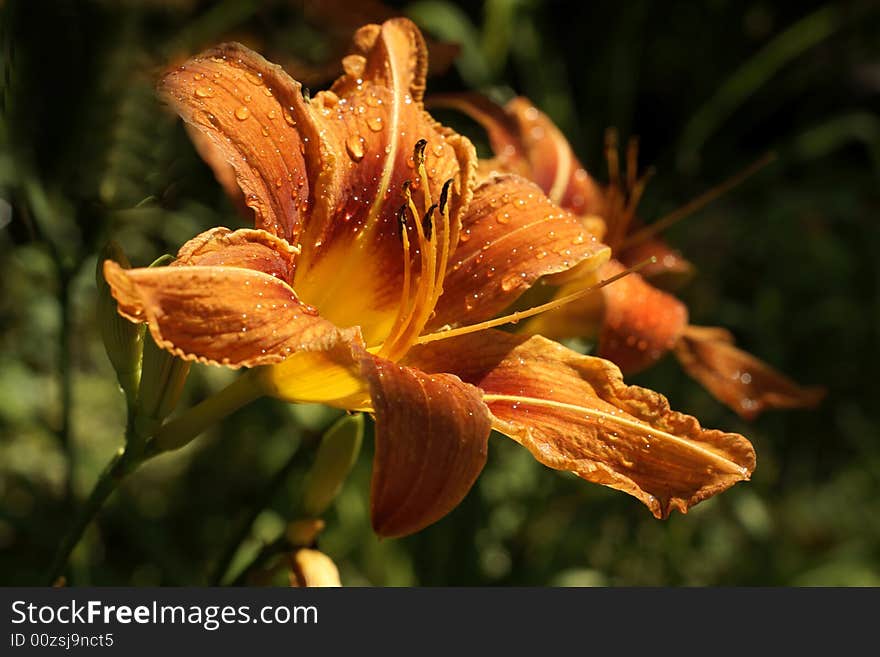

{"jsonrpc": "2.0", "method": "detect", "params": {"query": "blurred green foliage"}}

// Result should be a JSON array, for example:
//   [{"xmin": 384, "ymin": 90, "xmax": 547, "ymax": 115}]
[{"xmin": 1, "ymin": 0, "xmax": 878, "ymax": 586}]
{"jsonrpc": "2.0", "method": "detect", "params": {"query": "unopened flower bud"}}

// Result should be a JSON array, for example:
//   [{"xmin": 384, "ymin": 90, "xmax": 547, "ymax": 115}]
[
  {"xmin": 134, "ymin": 254, "xmax": 190, "ymax": 438},
  {"xmin": 301, "ymin": 413, "xmax": 364, "ymax": 517},
  {"xmin": 96, "ymin": 241, "xmax": 143, "ymax": 408},
  {"xmin": 289, "ymin": 549, "xmax": 341, "ymax": 587}
]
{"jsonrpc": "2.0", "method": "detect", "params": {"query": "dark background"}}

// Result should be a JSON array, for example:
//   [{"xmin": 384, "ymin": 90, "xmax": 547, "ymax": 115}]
[{"xmin": 1, "ymin": 0, "xmax": 878, "ymax": 585}]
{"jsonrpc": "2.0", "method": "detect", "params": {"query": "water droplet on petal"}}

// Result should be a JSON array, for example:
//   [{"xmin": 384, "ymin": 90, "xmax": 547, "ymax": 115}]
[
  {"xmin": 234, "ymin": 106, "xmax": 250, "ymax": 120},
  {"xmin": 346, "ymin": 134, "xmax": 365, "ymax": 161},
  {"xmin": 501, "ymin": 273, "xmax": 521, "ymax": 292},
  {"xmin": 367, "ymin": 116, "xmax": 383, "ymax": 132},
  {"xmin": 194, "ymin": 86, "xmax": 213, "ymax": 98}
]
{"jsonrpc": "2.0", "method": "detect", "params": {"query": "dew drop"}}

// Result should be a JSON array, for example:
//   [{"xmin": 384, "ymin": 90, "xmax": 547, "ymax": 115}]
[
  {"xmin": 501, "ymin": 273, "xmax": 521, "ymax": 292},
  {"xmin": 367, "ymin": 116, "xmax": 383, "ymax": 132},
  {"xmin": 234, "ymin": 106, "xmax": 250, "ymax": 120},
  {"xmin": 346, "ymin": 134, "xmax": 365, "ymax": 161},
  {"xmin": 194, "ymin": 86, "xmax": 213, "ymax": 98}
]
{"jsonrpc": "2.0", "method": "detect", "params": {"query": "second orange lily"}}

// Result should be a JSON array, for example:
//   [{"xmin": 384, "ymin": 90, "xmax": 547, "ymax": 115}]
[{"xmin": 434, "ymin": 93, "xmax": 824, "ymax": 420}]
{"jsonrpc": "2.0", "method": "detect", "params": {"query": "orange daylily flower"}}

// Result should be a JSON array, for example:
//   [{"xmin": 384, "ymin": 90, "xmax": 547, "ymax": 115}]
[
  {"xmin": 435, "ymin": 93, "xmax": 825, "ymax": 419},
  {"xmin": 104, "ymin": 19, "xmax": 755, "ymax": 536}
]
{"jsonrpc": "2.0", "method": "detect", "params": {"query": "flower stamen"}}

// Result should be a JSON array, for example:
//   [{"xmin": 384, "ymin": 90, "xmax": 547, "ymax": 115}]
[
  {"xmin": 412, "ymin": 257, "xmax": 656, "ymax": 346},
  {"xmin": 380, "ymin": 142, "xmax": 455, "ymax": 360}
]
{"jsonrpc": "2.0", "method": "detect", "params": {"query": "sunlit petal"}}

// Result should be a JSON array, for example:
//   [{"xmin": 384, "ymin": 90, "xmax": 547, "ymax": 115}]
[
  {"xmin": 429, "ymin": 175, "xmax": 609, "ymax": 329},
  {"xmin": 159, "ymin": 43, "xmax": 315, "ymax": 242},
  {"xmin": 103, "ymin": 229, "xmax": 342, "ymax": 368},
  {"xmin": 408, "ymin": 331, "xmax": 755, "ymax": 518},
  {"xmin": 362, "ymin": 354, "xmax": 492, "ymax": 537},
  {"xmin": 292, "ymin": 18, "xmax": 477, "ymax": 343}
]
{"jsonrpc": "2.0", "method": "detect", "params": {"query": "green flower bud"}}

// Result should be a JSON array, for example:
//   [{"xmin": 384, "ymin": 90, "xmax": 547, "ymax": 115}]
[
  {"xmin": 95, "ymin": 241, "xmax": 143, "ymax": 408},
  {"xmin": 133, "ymin": 254, "xmax": 190, "ymax": 439},
  {"xmin": 301, "ymin": 413, "xmax": 364, "ymax": 517}
]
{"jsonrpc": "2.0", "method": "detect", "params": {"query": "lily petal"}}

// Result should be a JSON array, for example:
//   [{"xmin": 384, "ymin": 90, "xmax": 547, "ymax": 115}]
[
  {"xmin": 429, "ymin": 93, "xmax": 605, "ymax": 216},
  {"xmin": 429, "ymin": 175, "xmax": 610, "ymax": 330},
  {"xmin": 361, "ymin": 354, "xmax": 492, "ymax": 537},
  {"xmin": 675, "ymin": 325, "xmax": 826, "ymax": 420},
  {"xmin": 407, "ymin": 331, "xmax": 755, "ymax": 518},
  {"xmin": 429, "ymin": 92, "xmax": 528, "ymax": 175},
  {"xmin": 173, "ymin": 227, "xmax": 297, "ymax": 275},
  {"xmin": 103, "ymin": 229, "xmax": 343, "ymax": 368},
  {"xmin": 159, "ymin": 43, "xmax": 315, "ymax": 242},
  {"xmin": 291, "ymin": 18, "xmax": 477, "ymax": 343},
  {"xmin": 597, "ymin": 260, "xmax": 689, "ymax": 374}
]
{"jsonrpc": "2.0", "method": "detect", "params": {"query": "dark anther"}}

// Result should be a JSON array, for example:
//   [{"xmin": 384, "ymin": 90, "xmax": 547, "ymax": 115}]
[
  {"xmin": 402, "ymin": 179, "xmax": 412, "ymax": 195},
  {"xmin": 396, "ymin": 204, "xmax": 409, "ymax": 242},
  {"xmin": 413, "ymin": 139, "xmax": 428, "ymax": 165},
  {"xmin": 302, "ymin": 87, "xmax": 311, "ymax": 102},
  {"xmin": 422, "ymin": 204, "xmax": 437, "ymax": 241},
  {"xmin": 439, "ymin": 178, "xmax": 454, "ymax": 215}
]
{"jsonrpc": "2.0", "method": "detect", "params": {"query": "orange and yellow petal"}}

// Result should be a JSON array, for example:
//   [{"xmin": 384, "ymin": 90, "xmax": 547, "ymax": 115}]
[
  {"xmin": 428, "ymin": 175, "xmax": 609, "ymax": 330},
  {"xmin": 103, "ymin": 229, "xmax": 345, "ymax": 368},
  {"xmin": 361, "ymin": 354, "xmax": 492, "ymax": 537},
  {"xmin": 291, "ymin": 18, "xmax": 477, "ymax": 343},
  {"xmin": 407, "ymin": 330, "xmax": 755, "ymax": 518},
  {"xmin": 674, "ymin": 325, "xmax": 826, "ymax": 420},
  {"xmin": 259, "ymin": 329, "xmax": 370, "ymax": 409},
  {"xmin": 159, "ymin": 43, "xmax": 315, "ymax": 242}
]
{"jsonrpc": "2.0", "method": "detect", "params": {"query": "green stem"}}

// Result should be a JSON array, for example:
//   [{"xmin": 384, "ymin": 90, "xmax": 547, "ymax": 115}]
[
  {"xmin": 45, "ymin": 440, "xmax": 143, "ymax": 585},
  {"xmin": 46, "ymin": 373, "xmax": 265, "ymax": 583},
  {"xmin": 147, "ymin": 371, "xmax": 264, "ymax": 454}
]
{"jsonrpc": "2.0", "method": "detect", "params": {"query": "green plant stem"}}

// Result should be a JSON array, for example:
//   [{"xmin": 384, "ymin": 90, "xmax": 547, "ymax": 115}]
[
  {"xmin": 46, "ymin": 373, "xmax": 266, "ymax": 583},
  {"xmin": 45, "ymin": 440, "xmax": 143, "ymax": 585},
  {"xmin": 147, "ymin": 371, "xmax": 264, "ymax": 454}
]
